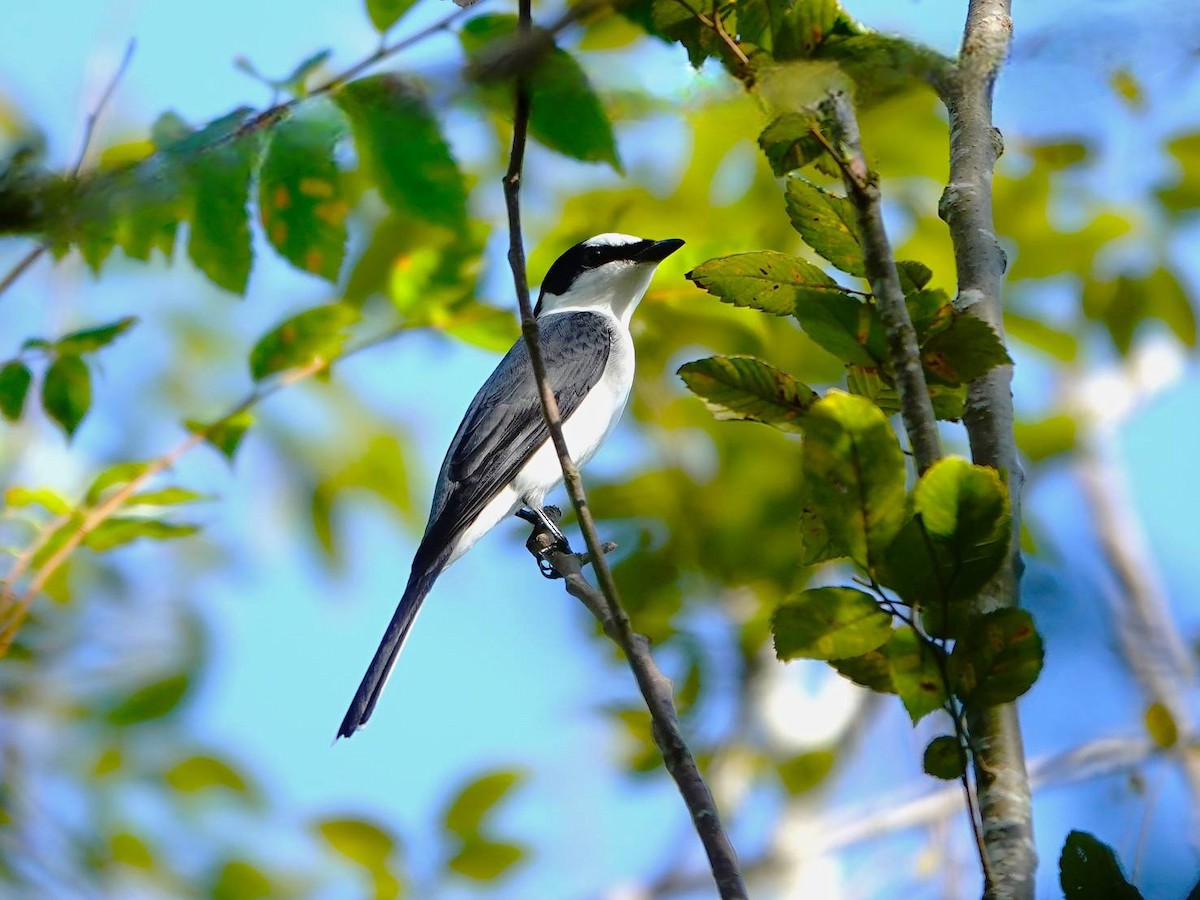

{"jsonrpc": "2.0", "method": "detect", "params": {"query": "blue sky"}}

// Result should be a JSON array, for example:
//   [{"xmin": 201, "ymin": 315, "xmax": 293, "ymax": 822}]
[{"xmin": 3, "ymin": 1, "xmax": 1200, "ymax": 897}]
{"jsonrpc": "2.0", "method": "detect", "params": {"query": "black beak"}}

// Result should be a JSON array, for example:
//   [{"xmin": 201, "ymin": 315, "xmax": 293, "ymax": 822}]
[{"xmin": 635, "ymin": 238, "xmax": 685, "ymax": 263}]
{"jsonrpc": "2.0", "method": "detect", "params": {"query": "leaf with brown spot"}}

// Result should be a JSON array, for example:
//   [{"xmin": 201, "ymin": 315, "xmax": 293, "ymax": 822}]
[{"xmin": 258, "ymin": 103, "xmax": 349, "ymax": 282}]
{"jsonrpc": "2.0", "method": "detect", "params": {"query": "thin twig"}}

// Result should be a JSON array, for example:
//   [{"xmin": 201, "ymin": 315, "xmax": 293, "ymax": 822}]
[
  {"xmin": 0, "ymin": 247, "xmax": 46, "ymax": 299},
  {"xmin": 0, "ymin": 42, "xmax": 135, "ymax": 299},
  {"xmin": 815, "ymin": 93, "xmax": 942, "ymax": 473},
  {"xmin": 670, "ymin": 0, "xmax": 750, "ymax": 76},
  {"xmin": 71, "ymin": 40, "xmax": 137, "ymax": 179},
  {"xmin": 500, "ymin": 2, "xmax": 745, "ymax": 895},
  {"xmin": 937, "ymin": 2, "xmax": 1034, "ymax": 897},
  {"xmin": 0, "ymin": 7, "xmax": 475, "ymax": 301},
  {"xmin": 0, "ymin": 326, "xmax": 407, "ymax": 656}
]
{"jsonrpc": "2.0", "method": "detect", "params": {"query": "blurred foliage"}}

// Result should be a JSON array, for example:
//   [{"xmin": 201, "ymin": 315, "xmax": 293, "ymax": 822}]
[{"xmin": 0, "ymin": 0, "xmax": 1198, "ymax": 895}]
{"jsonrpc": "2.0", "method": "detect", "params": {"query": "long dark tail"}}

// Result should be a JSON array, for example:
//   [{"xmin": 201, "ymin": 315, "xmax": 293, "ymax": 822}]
[{"xmin": 336, "ymin": 548, "xmax": 450, "ymax": 739}]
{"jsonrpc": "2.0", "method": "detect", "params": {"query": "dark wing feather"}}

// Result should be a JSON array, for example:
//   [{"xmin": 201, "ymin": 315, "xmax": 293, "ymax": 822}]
[{"xmin": 414, "ymin": 310, "xmax": 613, "ymax": 565}]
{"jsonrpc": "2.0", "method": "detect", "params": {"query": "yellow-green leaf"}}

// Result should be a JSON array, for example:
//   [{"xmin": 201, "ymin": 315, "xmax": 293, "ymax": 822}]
[
  {"xmin": 887, "ymin": 626, "xmax": 947, "ymax": 724},
  {"xmin": 443, "ymin": 769, "xmax": 525, "ymax": 840},
  {"xmin": 447, "ymin": 839, "xmax": 525, "ymax": 882},
  {"xmin": 366, "ymin": 0, "xmax": 418, "ymax": 32},
  {"xmin": 801, "ymin": 391, "xmax": 907, "ymax": 569},
  {"xmin": 785, "ymin": 177, "xmax": 864, "ymax": 276},
  {"xmin": 258, "ymin": 104, "xmax": 349, "ymax": 281},
  {"xmin": 248, "ymin": 303, "xmax": 359, "ymax": 382},
  {"xmin": 678, "ymin": 355, "xmax": 816, "ymax": 433},
  {"xmin": 772, "ymin": 586, "xmax": 892, "ymax": 661},
  {"xmin": 1144, "ymin": 702, "xmax": 1178, "ymax": 750},
  {"xmin": 687, "ymin": 250, "xmax": 843, "ymax": 317}
]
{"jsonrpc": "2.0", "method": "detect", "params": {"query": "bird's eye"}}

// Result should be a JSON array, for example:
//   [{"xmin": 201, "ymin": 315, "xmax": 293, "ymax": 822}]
[{"xmin": 584, "ymin": 247, "xmax": 605, "ymax": 266}]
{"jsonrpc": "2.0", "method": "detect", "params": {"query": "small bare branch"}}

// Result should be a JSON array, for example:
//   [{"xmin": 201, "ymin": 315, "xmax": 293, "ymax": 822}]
[
  {"xmin": 816, "ymin": 92, "xmax": 943, "ymax": 474},
  {"xmin": 501, "ymin": 3, "xmax": 746, "ymax": 894}
]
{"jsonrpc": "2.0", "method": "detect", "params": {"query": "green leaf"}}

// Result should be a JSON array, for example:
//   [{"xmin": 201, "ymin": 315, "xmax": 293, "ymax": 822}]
[
  {"xmin": 777, "ymin": 749, "xmax": 836, "ymax": 795},
  {"xmin": 1015, "ymin": 414, "xmax": 1077, "ymax": 463},
  {"xmin": 443, "ymin": 769, "xmax": 525, "ymax": 839},
  {"xmin": 187, "ymin": 411, "xmax": 255, "ymax": 462},
  {"xmin": 335, "ymin": 74, "xmax": 467, "ymax": 230},
  {"xmin": 903, "ymin": 288, "xmax": 952, "ymax": 341},
  {"xmin": 85, "ymin": 461, "xmax": 151, "ymax": 505},
  {"xmin": 1082, "ymin": 267, "xmax": 1197, "ymax": 354},
  {"xmin": 785, "ymin": 177, "xmax": 864, "ymax": 276},
  {"xmin": 4, "ymin": 486, "xmax": 72, "ymax": 515},
  {"xmin": 109, "ymin": 831, "xmax": 156, "ymax": 869},
  {"xmin": 186, "ymin": 129, "xmax": 257, "ymax": 294},
  {"xmin": 620, "ymin": 0, "xmax": 722, "ymax": 68},
  {"xmin": 1005, "ymin": 310, "xmax": 1079, "ymax": 361},
  {"xmin": 887, "ymin": 626, "xmax": 947, "ymax": 724},
  {"xmin": 800, "ymin": 391, "xmax": 907, "ymax": 569},
  {"xmin": 41, "ymin": 354, "xmax": 91, "ymax": 437},
  {"xmin": 447, "ymin": 839, "xmax": 525, "ymax": 882},
  {"xmin": 1156, "ymin": 131, "xmax": 1200, "ymax": 215},
  {"xmin": 103, "ymin": 672, "xmax": 191, "ymax": 725},
  {"xmin": 1144, "ymin": 702, "xmax": 1178, "ymax": 750},
  {"xmin": 165, "ymin": 754, "xmax": 253, "ymax": 796},
  {"xmin": 0, "ymin": 360, "xmax": 33, "ymax": 421},
  {"xmin": 461, "ymin": 15, "xmax": 621, "ymax": 170},
  {"xmin": 366, "ymin": 0, "xmax": 418, "ymax": 32},
  {"xmin": 211, "ymin": 860, "xmax": 273, "ymax": 900},
  {"xmin": 53, "ymin": 316, "xmax": 138, "ymax": 355},
  {"xmin": 248, "ymin": 303, "xmax": 359, "ymax": 382},
  {"xmin": 444, "ymin": 304, "xmax": 521, "ymax": 353},
  {"xmin": 677, "ymin": 356, "xmax": 816, "ymax": 433},
  {"xmin": 920, "ymin": 311, "xmax": 1012, "ymax": 385},
  {"xmin": 923, "ymin": 735, "xmax": 966, "ymax": 780},
  {"xmin": 84, "ymin": 518, "xmax": 199, "ymax": 552},
  {"xmin": 758, "ymin": 113, "xmax": 824, "ymax": 176},
  {"xmin": 772, "ymin": 586, "xmax": 893, "ymax": 661},
  {"xmin": 877, "ymin": 458, "xmax": 1011, "ymax": 635},
  {"xmin": 895, "ymin": 260, "xmax": 933, "ymax": 293},
  {"xmin": 1059, "ymin": 831, "xmax": 1143, "ymax": 899},
  {"xmin": 315, "ymin": 817, "xmax": 395, "ymax": 868},
  {"xmin": 816, "ymin": 33, "xmax": 950, "ymax": 106},
  {"xmin": 258, "ymin": 104, "xmax": 349, "ymax": 281},
  {"xmin": 282, "ymin": 49, "xmax": 332, "ymax": 94},
  {"xmin": 127, "ymin": 487, "xmax": 208, "ymax": 507},
  {"xmin": 829, "ymin": 648, "xmax": 894, "ymax": 693},
  {"xmin": 949, "ymin": 608, "xmax": 1044, "ymax": 707},
  {"xmin": 793, "ymin": 288, "xmax": 887, "ymax": 367},
  {"xmin": 798, "ymin": 470, "xmax": 841, "ymax": 565},
  {"xmin": 773, "ymin": 0, "xmax": 844, "ymax": 59},
  {"xmin": 686, "ymin": 251, "xmax": 843, "ymax": 317}
]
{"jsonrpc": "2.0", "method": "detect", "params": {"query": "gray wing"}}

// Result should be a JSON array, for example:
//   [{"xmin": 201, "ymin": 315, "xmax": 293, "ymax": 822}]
[{"xmin": 414, "ymin": 310, "xmax": 614, "ymax": 566}]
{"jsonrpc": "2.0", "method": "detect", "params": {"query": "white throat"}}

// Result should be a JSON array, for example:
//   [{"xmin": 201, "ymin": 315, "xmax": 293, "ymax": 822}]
[{"xmin": 537, "ymin": 262, "xmax": 656, "ymax": 327}]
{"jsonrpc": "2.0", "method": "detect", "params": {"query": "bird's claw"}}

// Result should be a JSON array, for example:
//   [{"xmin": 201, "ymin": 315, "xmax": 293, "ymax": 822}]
[{"xmin": 536, "ymin": 534, "xmax": 573, "ymax": 579}]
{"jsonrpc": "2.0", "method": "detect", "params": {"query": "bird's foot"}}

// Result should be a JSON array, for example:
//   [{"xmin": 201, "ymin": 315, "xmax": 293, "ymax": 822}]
[
  {"xmin": 536, "ymin": 532, "xmax": 573, "ymax": 579},
  {"xmin": 518, "ymin": 506, "xmax": 572, "ymax": 579}
]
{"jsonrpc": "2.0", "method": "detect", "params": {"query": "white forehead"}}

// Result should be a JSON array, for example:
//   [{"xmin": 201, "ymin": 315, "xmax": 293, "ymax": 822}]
[{"xmin": 582, "ymin": 232, "xmax": 643, "ymax": 248}]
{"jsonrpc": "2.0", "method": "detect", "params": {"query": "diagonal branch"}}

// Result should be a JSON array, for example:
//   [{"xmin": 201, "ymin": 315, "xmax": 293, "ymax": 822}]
[
  {"xmin": 816, "ymin": 91, "xmax": 943, "ymax": 474},
  {"xmin": 501, "ymin": 3, "xmax": 745, "ymax": 897},
  {"xmin": 0, "ymin": 325, "xmax": 408, "ymax": 655},
  {"xmin": 0, "ymin": 5, "xmax": 476, "ymax": 301},
  {"xmin": 937, "ymin": 2, "xmax": 1034, "ymax": 897},
  {"xmin": 0, "ymin": 41, "xmax": 136, "ymax": 300}
]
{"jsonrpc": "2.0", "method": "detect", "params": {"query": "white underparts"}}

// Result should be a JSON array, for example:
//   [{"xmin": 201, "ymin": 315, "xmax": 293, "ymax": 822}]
[{"xmin": 445, "ymin": 309, "xmax": 636, "ymax": 567}]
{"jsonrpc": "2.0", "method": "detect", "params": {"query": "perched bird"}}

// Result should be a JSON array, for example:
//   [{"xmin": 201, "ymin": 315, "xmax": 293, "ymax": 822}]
[{"xmin": 337, "ymin": 233, "xmax": 684, "ymax": 738}]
